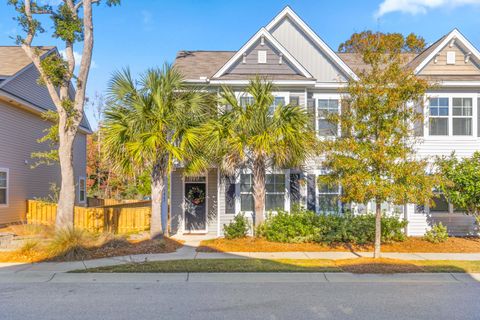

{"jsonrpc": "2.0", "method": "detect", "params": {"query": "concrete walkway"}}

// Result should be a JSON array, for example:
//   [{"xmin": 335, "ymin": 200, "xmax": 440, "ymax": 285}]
[{"xmin": 1, "ymin": 239, "xmax": 480, "ymax": 275}]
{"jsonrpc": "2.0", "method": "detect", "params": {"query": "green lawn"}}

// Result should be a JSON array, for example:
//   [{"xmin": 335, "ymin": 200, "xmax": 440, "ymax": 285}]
[{"xmin": 73, "ymin": 258, "xmax": 480, "ymax": 274}]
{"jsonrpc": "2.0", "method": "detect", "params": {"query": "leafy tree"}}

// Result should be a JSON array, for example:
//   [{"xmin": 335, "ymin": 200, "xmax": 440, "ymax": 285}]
[
  {"xmin": 102, "ymin": 65, "xmax": 211, "ymax": 238},
  {"xmin": 322, "ymin": 32, "xmax": 438, "ymax": 258},
  {"xmin": 338, "ymin": 31, "xmax": 426, "ymax": 53},
  {"xmin": 437, "ymin": 152, "xmax": 480, "ymax": 223},
  {"xmin": 196, "ymin": 77, "xmax": 317, "ymax": 227},
  {"xmin": 9, "ymin": 0, "xmax": 120, "ymax": 228}
]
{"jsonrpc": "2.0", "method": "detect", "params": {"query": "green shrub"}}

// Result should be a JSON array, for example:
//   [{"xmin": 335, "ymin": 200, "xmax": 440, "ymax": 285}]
[
  {"xmin": 224, "ymin": 214, "xmax": 250, "ymax": 239},
  {"xmin": 257, "ymin": 207, "xmax": 407, "ymax": 245},
  {"xmin": 424, "ymin": 223, "xmax": 449, "ymax": 243}
]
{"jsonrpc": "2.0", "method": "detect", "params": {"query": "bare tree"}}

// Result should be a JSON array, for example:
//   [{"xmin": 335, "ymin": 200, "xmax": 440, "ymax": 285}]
[{"xmin": 9, "ymin": 0, "xmax": 120, "ymax": 228}]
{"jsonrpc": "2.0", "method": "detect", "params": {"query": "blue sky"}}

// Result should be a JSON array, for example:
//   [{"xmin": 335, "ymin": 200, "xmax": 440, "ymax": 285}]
[{"xmin": 1, "ymin": 0, "xmax": 480, "ymax": 128}]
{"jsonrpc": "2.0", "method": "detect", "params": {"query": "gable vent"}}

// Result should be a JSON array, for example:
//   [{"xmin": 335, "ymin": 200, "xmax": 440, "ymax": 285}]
[
  {"xmin": 447, "ymin": 51, "xmax": 456, "ymax": 65},
  {"xmin": 258, "ymin": 50, "xmax": 267, "ymax": 64}
]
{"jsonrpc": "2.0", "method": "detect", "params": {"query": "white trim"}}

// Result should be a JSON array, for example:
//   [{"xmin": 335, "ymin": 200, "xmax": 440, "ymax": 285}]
[
  {"xmin": 313, "ymin": 93, "xmax": 342, "ymax": 138},
  {"xmin": 216, "ymin": 169, "xmax": 221, "ymax": 237},
  {"xmin": 436, "ymin": 81, "xmax": 480, "ymax": 87},
  {"xmin": 213, "ymin": 27, "xmax": 313, "ymax": 79},
  {"xmin": 265, "ymin": 6, "xmax": 358, "ymax": 81},
  {"xmin": 182, "ymin": 174, "xmax": 208, "ymax": 234},
  {"xmin": 209, "ymin": 79, "xmax": 316, "ymax": 86},
  {"xmin": 78, "ymin": 176, "xmax": 86, "ymax": 204},
  {"xmin": 414, "ymin": 29, "xmax": 480, "ymax": 74},
  {"xmin": 0, "ymin": 168, "xmax": 9, "ymax": 207}
]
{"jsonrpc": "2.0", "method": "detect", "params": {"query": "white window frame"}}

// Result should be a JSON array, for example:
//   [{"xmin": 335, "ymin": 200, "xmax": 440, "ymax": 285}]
[
  {"xmin": 425, "ymin": 93, "xmax": 478, "ymax": 140},
  {"xmin": 0, "ymin": 168, "xmax": 9, "ymax": 207},
  {"xmin": 78, "ymin": 176, "xmax": 86, "ymax": 204},
  {"xmin": 315, "ymin": 171, "xmax": 341, "ymax": 214},
  {"xmin": 313, "ymin": 93, "xmax": 341, "ymax": 138},
  {"xmin": 235, "ymin": 169, "xmax": 290, "ymax": 217}
]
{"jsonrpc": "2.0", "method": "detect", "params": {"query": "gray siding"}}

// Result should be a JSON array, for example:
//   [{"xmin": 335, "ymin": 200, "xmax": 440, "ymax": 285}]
[
  {"xmin": 0, "ymin": 63, "xmax": 90, "ymax": 129},
  {"xmin": 270, "ymin": 16, "xmax": 347, "ymax": 82},
  {"xmin": 0, "ymin": 99, "xmax": 87, "ymax": 224},
  {"xmin": 170, "ymin": 169, "xmax": 218, "ymax": 236},
  {"xmin": 226, "ymin": 39, "xmax": 299, "ymax": 76}
]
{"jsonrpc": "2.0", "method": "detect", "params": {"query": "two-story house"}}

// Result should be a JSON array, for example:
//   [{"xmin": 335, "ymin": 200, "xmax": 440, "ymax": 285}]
[{"xmin": 171, "ymin": 6, "xmax": 480, "ymax": 237}]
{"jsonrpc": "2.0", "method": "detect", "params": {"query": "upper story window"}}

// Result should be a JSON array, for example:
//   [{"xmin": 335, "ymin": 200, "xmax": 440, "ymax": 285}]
[
  {"xmin": 429, "ymin": 98, "xmax": 449, "ymax": 136},
  {"xmin": 452, "ymin": 98, "xmax": 473, "ymax": 136},
  {"xmin": 317, "ymin": 99, "xmax": 339, "ymax": 136},
  {"xmin": 0, "ymin": 169, "xmax": 8, "ymax": 206},
  {"xmin": 78, "ymin": 177, "xmax": 86, "ymax": 204},
  {"xmin": 428, "ymin": 97, "xmax": 474, "ymax": 137}
]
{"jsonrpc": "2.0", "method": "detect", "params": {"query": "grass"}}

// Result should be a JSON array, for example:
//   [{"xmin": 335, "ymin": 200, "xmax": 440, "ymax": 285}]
[
  {"xmin": 0, "ymin": 227, "xmax": 183, "ymax": 263},
  {"xmin": 197, "ymin": 236, "xmax": 480, "ymax": 253},
  {"xmin": 76, "ymin": 258, "xmax": 480, "ymax": 274}
]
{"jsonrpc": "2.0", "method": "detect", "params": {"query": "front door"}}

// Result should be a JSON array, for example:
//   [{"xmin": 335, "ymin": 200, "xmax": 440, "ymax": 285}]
[{"xmin": 184, "ymin": 181, "xmax": 207, "ymax": 233}]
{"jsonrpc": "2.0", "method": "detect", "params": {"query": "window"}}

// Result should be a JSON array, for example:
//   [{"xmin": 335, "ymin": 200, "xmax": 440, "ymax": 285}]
[
  {"xmin": 269, "ymin": 97, "xmax": 285, "ymax": 115},
  {"xmin": 289, "ymin": 96, "xmax": 300, "ymax": 107},
  {"xmin": 0, "ymin": 169, "xmax": 8, "ymax": 206},
  {"xmin": 239, "ymin": 96, "xmax": 254, "ymax": 108},
  {"xmin": 258, "ymin": 50, "xmax": 267, "ymax": 64},
  {"xmin": 78, "ymin": 177, "xmax": 86, "ymax": 204},
  {"xmin": 265, "ymin": 174, "xmax": 285, "ymax": 211},
  {"xmin": 429, "ymin": 98, "xmax": 449, "ymax": 136},
  {"xmin": 240, "ymin": 174, "xmax": 254, "ymax": 212},
  {"xmin": 317, "ymin": 180, "xmax": 340, "ymax": 213},
  {"xmin": 317, "ymin": 99, "xmax": 339, "ymax": 136},
  {"xmin": 430, "ymin": 192, "xmax": 449, "ymax": 213},
  {"xmin": 452, "ymin": 98, "xmax": 473, "ymax": 136}
]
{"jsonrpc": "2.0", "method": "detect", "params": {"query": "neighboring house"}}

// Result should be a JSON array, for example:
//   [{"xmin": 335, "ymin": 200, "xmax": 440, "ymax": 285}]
[
  {"xmin": 172, "ymin": 6, "xmax": 480, "ymax": 237},
  {"xmin": 0, "ymin": 46, "xmax": 90, "ymax": 225}
]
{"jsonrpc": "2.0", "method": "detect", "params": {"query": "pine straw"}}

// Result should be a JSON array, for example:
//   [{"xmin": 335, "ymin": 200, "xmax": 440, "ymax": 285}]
[{"xmin": 197, "ymin": 236, "xmax": 480, "ymax": 253}]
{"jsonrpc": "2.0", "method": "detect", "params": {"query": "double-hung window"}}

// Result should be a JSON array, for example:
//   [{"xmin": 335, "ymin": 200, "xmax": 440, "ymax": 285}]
[
  {"xmin": 269, "ymin": 97, "xmax": 285, "ymax": 115},
  {"xmin": 239, "ymin": 96, "xmax": 254, "ymax": 108},
  {"xmin": 317, "ymin": 99, "xmax": 339, "ymax": 136},
  {"xmin": 317, "ymin": 180, "xmax": 340, "ymax": 213},
  {"xmin": 452, "ymin": 98, "xmax": 473, "ymax": 136},
  {"xmin": 429, "ymin": 98, "xmax": 449, "ymax": 136},
  {"xmin": 78, "ymin": 177, "xmax": 86, "ymax": 204},
  {"xmin": 240, "ymin": 174, "xmax": 254, "ymax": 212},
  {"xmin": 0, "ymin": 169, "xmax": 8, "ymax": 206},
  {"xmin": 265, "ymin": 174, "xmax": 285, "ymax": 211}
]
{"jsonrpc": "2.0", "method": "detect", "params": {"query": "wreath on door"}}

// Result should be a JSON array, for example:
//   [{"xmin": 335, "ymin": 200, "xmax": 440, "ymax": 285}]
[{"xmin": 187, "ymin": 186, "xmax": 205, "ymax": 205}]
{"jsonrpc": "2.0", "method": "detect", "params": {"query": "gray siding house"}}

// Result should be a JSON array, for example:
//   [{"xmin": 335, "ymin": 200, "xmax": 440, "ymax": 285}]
[
  {"xmin": 171, "ymin": 6, "xmax": 480, "ymax": 237},
  {"xmin": 0, "ymin": 46, "xmax": 90, "ymax": 225}
]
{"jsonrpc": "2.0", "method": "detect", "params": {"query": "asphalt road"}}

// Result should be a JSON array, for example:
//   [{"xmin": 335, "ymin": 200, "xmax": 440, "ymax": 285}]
[{"xmin": 1, "ymin": 274, "xmax": 479, "ymax": 320}]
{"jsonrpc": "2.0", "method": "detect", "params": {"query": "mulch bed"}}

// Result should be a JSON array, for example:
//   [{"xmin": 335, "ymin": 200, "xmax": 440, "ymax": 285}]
[{"xmin": 197, "ymin": 237, "xmax": 480, "ymax": 253}]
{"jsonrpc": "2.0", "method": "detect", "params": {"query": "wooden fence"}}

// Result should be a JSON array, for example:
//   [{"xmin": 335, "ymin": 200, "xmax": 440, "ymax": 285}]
[
  {"xmin": 26, "ymin": 200, "xmax": 151, "ymax": 234},
  {"xmin": 87, "ymin": 197, "xmax": 143, "ymax": 207}
]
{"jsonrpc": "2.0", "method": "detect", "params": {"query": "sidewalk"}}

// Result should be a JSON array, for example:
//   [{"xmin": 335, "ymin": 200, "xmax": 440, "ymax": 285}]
[{"xmin": 1, "ymin": 239, "xmax": 480, "ymax": 275}]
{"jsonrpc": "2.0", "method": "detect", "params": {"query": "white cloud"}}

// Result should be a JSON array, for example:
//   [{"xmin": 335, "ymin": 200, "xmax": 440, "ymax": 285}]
[
  {"xmin": 59, "ymin": 49, "xmax": 98, "ymax": 69},
  {"xmin": 375, "ymin": 0, "xmax": 480, "ymax": 17}
]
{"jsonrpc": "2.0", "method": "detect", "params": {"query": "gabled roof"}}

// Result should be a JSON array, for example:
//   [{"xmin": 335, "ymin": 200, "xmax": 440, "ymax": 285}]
[
  {"xmin": 212, "ymin": 27, "xmax": 313, "ymax": 79},
  {"xmin": 0, "ymin": 46, "xmax": 53, "ymax": 77},
  {"xmin": 265, "ymin": 6, "xmax": 358, "ymax": 80},
  {"xmin": 411, "ymin": 29, "xmax": 480, "ymax": 74},
  {"xmin": 0, "ymin": 46, "xmax": 91, "ymax": 133}
]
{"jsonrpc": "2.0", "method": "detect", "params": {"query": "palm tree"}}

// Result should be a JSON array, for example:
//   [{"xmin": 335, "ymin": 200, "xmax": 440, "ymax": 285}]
[
  {"xmin": 102, "ymin": 65, "xmax": 211, "ymax": 238},
  {"xmin": 197, "ymin": 77, "xmax": 317, "ymax": 227}
]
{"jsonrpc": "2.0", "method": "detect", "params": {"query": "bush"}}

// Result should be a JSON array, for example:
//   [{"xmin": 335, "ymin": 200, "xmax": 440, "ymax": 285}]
[
  {"xmin": 424, "ymin": 223, "xmax": 449, "ymax": 243},
  {"xmin": 224, "ymin": 214, "xmax": 250, "ymax": 239},
  {"xmin": 47, "ymin": 228, "xmax": 94, "ymax": 261},
  {"xmin": 257, "ymin": 207, "xmax": 407, "ymax": 245}
]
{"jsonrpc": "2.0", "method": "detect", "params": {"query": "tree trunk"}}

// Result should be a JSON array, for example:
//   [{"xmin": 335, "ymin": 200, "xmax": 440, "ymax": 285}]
[
  {"xmin": 56, "ymin": 131, "xmax": 76, "ymax": 229},
  {"xmin": 252, "ymin": 155, "xmax": 266, "ymax": 229},
  {"xmin": 150, "ymin": 157, "xmax": 167, "ymax": 239},
  {"xmin": 374, "ymin": 200, "xmax": 382, "ymax": 259}
]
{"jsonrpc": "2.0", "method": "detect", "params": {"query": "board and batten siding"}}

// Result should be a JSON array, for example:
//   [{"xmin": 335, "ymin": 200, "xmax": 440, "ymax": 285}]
[
  {"xmin": 269, "ymin": 16, "xmax": 347, "ymax": 82},
  {"xmin": 170, "ymin": 169, "xmax": 218, "ymax": 236},
  {"xmin": 226, "ymin": 39, "xmax": 299, "ymax": 76},
  {"xmin": 0, "ymin": 99, "xmax": 87, "ymax": 224}
]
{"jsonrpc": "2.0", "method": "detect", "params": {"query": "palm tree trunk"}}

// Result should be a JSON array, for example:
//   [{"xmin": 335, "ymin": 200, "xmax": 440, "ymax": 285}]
[
  {"xmin": 56, "ymin": 130, "xmax": 76, "ymax": 229},
  {"xmin": 150, "ymin": 157, "xmax": 167, "ymax": 239},
  {"xmin": 374, "ymin": 200, "xmax": 382, "ymax": 258},
  {"xmin": 252, "ymin": 155, "xmax": 266, "ymax": 228}
]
